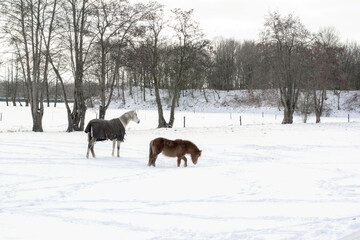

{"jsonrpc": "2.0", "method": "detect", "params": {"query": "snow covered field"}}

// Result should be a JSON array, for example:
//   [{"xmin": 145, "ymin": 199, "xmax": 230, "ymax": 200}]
[{"xmin": 1, "ymin": 97, "xmax": 360, "ymax": 239}]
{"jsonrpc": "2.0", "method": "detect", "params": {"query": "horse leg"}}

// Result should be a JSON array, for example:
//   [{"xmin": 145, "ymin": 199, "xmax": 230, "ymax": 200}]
[
  {"xmin": 152, "ymin": 155, "xmax": 158, "ymax": 167},
  {"xmin": 86, "ymin": 133, "xmax": 91, "ymax": 158},
  {"xmin": 87, "ymin": 138, "xmax": 96, "ymax": 158},
  {"xmin": 148, "ymin": 153, "xmax": 158, "ymax": 167},
  {"xmin": 90, "ymin": 140, "xmax": 96, "ymax": 158},
  {"xmin": 182, "ymin": 156, "xmax": 188, "ymax": 167},
  {"xmin": 177, "ymin": 156, "xmax": 182, "ymax": 167},
  {"xmin": 86, "ymin": 143, "xmax": 90, "ymax": 158},
  {"xmin": 148, "ymin": 143, "xmax": 158, "ymax": 167},
  {"xmin": 112, "ymin": 140, "xmax": 116, "ymax": 156},
  {"xmin": 117, "ymin": 140, "xmax": 120, "ymax": 158},
  {"xmin": 147, "ymin": 155, "xmax": 152, "ymax": 166}
]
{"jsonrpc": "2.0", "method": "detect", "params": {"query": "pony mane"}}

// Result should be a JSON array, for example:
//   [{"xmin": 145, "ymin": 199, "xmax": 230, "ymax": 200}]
[{"xmin": 185, "ymin": 140, "xmax": 200, "ymax": 152}]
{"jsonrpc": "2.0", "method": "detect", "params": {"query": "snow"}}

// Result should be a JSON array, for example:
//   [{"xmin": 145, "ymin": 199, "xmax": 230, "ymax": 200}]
[{"xmin": 1, "ymin": 90, "xmax": 360, "ymax": 240}]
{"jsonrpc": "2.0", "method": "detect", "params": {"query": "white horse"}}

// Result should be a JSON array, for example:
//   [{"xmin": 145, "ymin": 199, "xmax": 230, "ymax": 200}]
[{"xmin": 85, "ymin": 110, "xmax": 140, "ymax": 158}]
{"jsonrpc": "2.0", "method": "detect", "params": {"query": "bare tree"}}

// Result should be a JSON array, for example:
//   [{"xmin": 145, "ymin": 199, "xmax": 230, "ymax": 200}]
[
  {"xmin": 260, "ymin": 12, "xmax": 310, "ymax": 124},
  {"xmin": 91, "ymin": 0, "xmax": 127, "ymax": 119},
  {"xmin": 167, "ymin": 8, "xmax": 209, "ymax": 127},
  {"xmin": 144, "ymin": 8, "xmax": 168, "ymax": 128},
  {"xmin": 212, "ymin": 39, "xmax": 238, "ymax": 91},
  {"xmin": 91, "ymin": 0, "xmax": 160, "ymax": 119},
  {"xmin": 308, "ymin": 38, "xmax": 345, "ymax": 123},
  {"xmin": 340, "ymin": 41, "xmax": 360, "ymax": 90},
  {"xmin": 1, "ymin": 0, "xmax": 58, "ymax": 131},
  {"xmin": 235, "ymin": 41, "xmax": 256, "ymax": 89},
  {"xmin": 44, "ymin": 0, "xmax": 96, "ymax": 132},
  {"xmin": 66, "ymin": 0, "xmax": 95, "ymax": 131},
  {"xmin": 9, "ymin": 58, "xmax": 20, "ymax": 106}
]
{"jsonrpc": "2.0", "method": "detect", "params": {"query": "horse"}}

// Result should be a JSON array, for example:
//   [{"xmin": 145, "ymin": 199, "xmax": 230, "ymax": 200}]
[
  {"xmin": 148, "ymin": 137, "xmax": 202, "ymax": 167},
  {"xmin": 85, "ymin": 110, "xmax": 140, "ymax": 158}
]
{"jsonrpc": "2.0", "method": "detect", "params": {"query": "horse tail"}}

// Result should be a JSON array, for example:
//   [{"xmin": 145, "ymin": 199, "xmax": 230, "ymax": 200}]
[
  {"xmin": 148, "ymin": 140, "xmax": 154, "ymax": 166},
  {"xmin": 84, "ymin": 122, "xmax": 92, "ymax": 142},
  {"xmin": 84, "ymin": 121, "xmax": 91, "ymax": 133},
  {"xmin": 149, "ymin": 140, "xmax": 153, "ymax": 159}
]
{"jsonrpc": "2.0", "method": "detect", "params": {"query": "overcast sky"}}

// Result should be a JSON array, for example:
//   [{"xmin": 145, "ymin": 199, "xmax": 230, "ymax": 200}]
[{"xmin": 150, "ymin": 0, "xmax": 360, "ymax": 43}]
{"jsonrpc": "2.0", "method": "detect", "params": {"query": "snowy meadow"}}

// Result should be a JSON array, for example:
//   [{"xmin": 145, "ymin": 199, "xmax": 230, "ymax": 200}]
[{"xmin": 1, "ymin": 91, "xmax": 360, "ymax": 240}]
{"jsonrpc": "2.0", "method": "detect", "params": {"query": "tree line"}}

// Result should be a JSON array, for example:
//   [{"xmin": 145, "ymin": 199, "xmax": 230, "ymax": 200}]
[{"xmin": 0, "ymin": 0, "xmax": 359, "ymax": 131}]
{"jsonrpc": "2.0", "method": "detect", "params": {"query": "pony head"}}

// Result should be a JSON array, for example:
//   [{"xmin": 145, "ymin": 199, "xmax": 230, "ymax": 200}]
[{"xmin": 191, "ymin": 150, "xmax": 202, "ymax": 165}]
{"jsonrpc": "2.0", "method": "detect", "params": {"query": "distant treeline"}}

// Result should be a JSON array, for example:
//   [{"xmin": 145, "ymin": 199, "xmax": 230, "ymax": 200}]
[
  {"xmin": 0, "ymin": 0, "xmax": 359, "ymax": 130},
  {"xmin": 0, "ymin": 97, "xmax": 73, "ymax": 103}
]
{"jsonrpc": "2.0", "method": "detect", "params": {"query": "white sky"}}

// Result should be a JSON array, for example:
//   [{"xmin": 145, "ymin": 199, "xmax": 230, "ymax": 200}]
[
  {"xmin": 1, "ymin": 0, "xmax": 359, "ymax": 77},
  {"xmin": 149, "ymin": 0, "xmax": 360, "ymax": 43}
]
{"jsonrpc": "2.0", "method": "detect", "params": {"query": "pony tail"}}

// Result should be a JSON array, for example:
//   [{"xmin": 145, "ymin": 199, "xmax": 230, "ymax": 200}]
[
  {"xmin": 148, "ymin": 140, "xmax": 154, "ymax": 166},
  {"xmin": 149, "ymin": 141, "xmax": 153, "ymax": 159}
]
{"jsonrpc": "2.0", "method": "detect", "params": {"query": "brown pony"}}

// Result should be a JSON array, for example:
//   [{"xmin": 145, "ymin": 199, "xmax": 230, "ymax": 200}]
[{"xmin": 148, "ymin": 137, "xmax": 202, "ymax": 167}]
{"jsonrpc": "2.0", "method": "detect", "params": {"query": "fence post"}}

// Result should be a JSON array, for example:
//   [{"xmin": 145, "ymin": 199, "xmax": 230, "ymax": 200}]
[
  {"xmin": 183, "ymin": 116, "xmax": 186, "ymax": 128},
  {"xmin": 0, "ymin": 112, "xmax": 2, "ymax": 121},
  {"xmin": 348, "ymin": 114, "xmax": 350, "ymax": 123},
  {"xmin": 240, "ymin": 116, "xmax": 242, "ymax": 126}
]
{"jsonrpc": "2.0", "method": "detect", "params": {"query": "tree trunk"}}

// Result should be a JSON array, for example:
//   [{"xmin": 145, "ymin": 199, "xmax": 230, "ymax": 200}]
[
  {"xmin": 70, "ymin": 85, "xmax": 87, "ymax": 132},
  {"xmin": 282, "ymin": 107, "xmax": 294, "ymax": 124},
  {"xmin": 280, "ymin": 90, "xmax": 294, "ymax": 124},
  {"xmin": 121, "ymin": 77, "xmax": 126, "ymax": 106},
  {"xmin": 48, "ymin": 57, "xmax": 73, "ymax": 132},
  {"xmin": 154, "ymin": 84, "xmax": 166, "ymax": 128},
  {"xmin": 99, "ymin": 105, "xmax": 106, "ymax": 120},
  {"xmin": 315, "ymin": 112, "xmax": 321, "ymax": 123},
  {"xmin": 202, "ymin": 87, "xmax": 209, "ymax": 103},
  {"xmin": 31, "ymin": 105, "xmax": 44, "ymax": 132},
  {"xmin": 313, "ymin": 89, "xmax": 325, "ymax": 124},
  {"xmin": 71, "ymin": 97, "xmax": 86, "ymax": 131},
  {"xmin": 45, "ymin": 78, "xmax": 50, "ymax": 107},
  {"xmin": 168, "ymin": 90, "xmax": 180, "ymax": 128},
  {"xmin": 54, "ymin": 76, "xmax": 58, "ymax": 107},
  {"xmin": 99, "ymin": 42, "xmax": 106, "ymax": 119}
]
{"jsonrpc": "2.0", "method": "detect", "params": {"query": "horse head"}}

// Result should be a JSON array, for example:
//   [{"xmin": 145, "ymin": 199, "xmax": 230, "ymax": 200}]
[
  {"xmin": 119, "ymin": 110, "xmax": 140, "ymax": 128},
  {"xmin": 130, "ymin": 110, "xmax": 140, "ymax": 124},
  {"xmin": 191, "ymin": 150, "xmax": 202, "ymax": 165}
]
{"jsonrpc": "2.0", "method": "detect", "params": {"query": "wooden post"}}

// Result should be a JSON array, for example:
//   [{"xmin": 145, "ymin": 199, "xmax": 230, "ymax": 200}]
[
  {"xmin": 240, "ymin": 116, "xmax": 242, "ymax": 126},
  {"xmin": 348, "ymin": 114, "xmax": 350, "ymax": 123},
  {"xmin": 183, "ymin": 116, "xmax": 186, "ymax": 128}
]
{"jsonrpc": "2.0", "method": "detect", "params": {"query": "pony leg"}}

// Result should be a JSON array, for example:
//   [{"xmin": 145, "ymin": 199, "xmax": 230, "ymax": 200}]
[
  {"xmin": 177, "ymin": 157, "xmax": 182, "ymax": 167},
  {"xmin": 150, "ymin": 155, "xmax": 158, "ymax": 167},
  {"xmin": 148, "ymin": 143, "xmax": 158, "ymax": 167},
  {"xmin": 182, "ymin": 156, "xmax": 188, "ymax": 167},
  {"xmin": 148, "ymin": 153, "xmax": 158, "ymax": 167},
  {"xmin": 117, "ymin": 140, "xmax": 120, "ymax": 158}
]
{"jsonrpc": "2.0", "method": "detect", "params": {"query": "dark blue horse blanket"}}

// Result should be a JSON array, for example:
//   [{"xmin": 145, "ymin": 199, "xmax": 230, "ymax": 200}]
[{"xmin": 85, "ymin": 118, "xmax": 125, "ymax": 142}]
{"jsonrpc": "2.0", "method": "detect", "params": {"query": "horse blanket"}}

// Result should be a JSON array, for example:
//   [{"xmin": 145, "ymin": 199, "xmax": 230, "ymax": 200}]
[{"xmin": 84, "ymin": 118, "xmax": 125, "ymax": 142}]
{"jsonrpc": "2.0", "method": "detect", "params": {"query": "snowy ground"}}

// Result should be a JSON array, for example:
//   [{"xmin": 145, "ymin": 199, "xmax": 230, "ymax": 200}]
[{"xmin": 1, "ymin": 93, "xmax": 360, "ymax": 240}]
